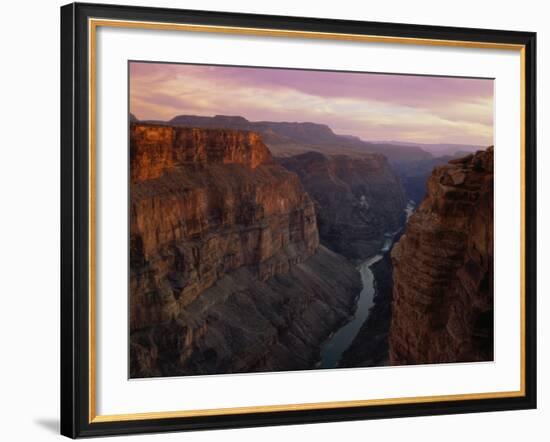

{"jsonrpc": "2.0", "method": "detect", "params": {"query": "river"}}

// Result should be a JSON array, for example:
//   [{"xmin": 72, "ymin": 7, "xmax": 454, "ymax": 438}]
[
  {"xmin": 318, "ymin": 252, "xmax": 384, "ymax": 369},
  {"xmin": 318, "ymin": 200, "xmax": 416, "ymax": 369}
]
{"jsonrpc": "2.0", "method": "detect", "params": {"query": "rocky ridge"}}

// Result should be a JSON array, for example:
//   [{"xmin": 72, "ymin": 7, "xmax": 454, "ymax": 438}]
[
  {"xmin": 129, "ymin": 123, "xmax": 361, "ymax": 376},
  {"xmin": 164, "ymin": 114, "xmax": 433, "ymax": 162},
  {"xmin": 389, "ymin": 147, "xmax": 494, "ymax": 364},
  {"xmin": 279, "ymin": 151, "xmax": 406, "ymax": 260}
]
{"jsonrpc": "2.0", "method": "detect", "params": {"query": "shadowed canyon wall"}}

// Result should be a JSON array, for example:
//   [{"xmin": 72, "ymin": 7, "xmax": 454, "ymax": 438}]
[
  {"xmin": 389, "ymin": 147, "xmax": 494, "ymax": 364},
  {"xmin": 129, "ymin": 123, "xmax": 361, "ymax": 377},
  {"xmin": 280, "ymin": 151, "xmax": 406, "ymax": 260}
]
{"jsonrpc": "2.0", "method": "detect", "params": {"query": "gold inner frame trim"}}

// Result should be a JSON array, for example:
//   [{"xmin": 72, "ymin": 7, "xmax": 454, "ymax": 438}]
[{"xmin": 88, "ymin": 17, "xmax": 527, "ymax": 424}]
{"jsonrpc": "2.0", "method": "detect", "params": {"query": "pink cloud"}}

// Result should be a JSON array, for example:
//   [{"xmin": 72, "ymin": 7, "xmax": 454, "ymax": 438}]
[{"xmin": 129, "ymin": 61, "xmax": 493, "ymax": 145}]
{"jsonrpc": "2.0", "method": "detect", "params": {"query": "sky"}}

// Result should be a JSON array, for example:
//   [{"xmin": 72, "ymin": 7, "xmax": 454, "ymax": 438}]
[{"xmin": 129, "ymin": 62, "xmax": 494, "ymax": 146}]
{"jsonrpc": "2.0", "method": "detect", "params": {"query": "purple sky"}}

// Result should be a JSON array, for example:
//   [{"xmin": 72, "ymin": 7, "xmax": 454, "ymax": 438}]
[{"xmin": 130, "ymin": 62, "xmax": 494, "ymax": 145}]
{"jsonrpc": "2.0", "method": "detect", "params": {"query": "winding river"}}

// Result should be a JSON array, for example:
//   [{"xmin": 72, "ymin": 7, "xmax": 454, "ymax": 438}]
[
  {"xmin": 318, "ymin": 251, "xmax": 385, "ymax": 369},
  {"xmin": 318, "ymin": 200, "xmax": 416, "ymax": 369}
]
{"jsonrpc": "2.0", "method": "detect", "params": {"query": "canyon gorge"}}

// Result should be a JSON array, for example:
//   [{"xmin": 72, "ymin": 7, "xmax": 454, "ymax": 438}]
[
  {"xmin": 129, "ymin": 116, "xmax": 494, "ymax": 377},
  {"xmin": 129, "ymin": 123, "xmax": 362, "ymax": 377},
  {"xmin": 279, "ymin": 151, "xmax": 405, "ymax": 260}
]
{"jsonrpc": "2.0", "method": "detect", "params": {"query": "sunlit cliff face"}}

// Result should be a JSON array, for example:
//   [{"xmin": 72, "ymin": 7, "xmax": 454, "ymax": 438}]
[{"xmin": 130, "ymin": 62, "xmax": 494, "ymax": 146}]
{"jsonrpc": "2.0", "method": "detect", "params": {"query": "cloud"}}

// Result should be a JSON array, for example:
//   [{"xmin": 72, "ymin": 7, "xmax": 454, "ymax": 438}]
[{"xmin": 129, "ymin": 62, "xmax": 493, "ymax": 145}]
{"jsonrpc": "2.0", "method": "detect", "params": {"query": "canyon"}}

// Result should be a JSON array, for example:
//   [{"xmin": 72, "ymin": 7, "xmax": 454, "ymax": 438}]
[
  {"xmin": 279, "ymin": 152, "xmax": 405, "ymax": 260},
  {"xmin": 337, "ymin": 147, "xmax": 494, "ymax": 368},
  {"xmin": 129, "ymin": 123, "xmax": 362, "ymax": 377},
  {"xmin": 137, "ymin": 114, "xmax": 466, "ymax": 205},
  {"xmin": 129, "ymin": 116, "xmax": 494, "ymax": 377}
]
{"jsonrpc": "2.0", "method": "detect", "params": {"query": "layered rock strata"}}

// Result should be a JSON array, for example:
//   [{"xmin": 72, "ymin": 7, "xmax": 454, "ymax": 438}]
[
  {"xmin": 129, "ymin": 123, "xmax": 361, "ymax": 377},
  {"xmin": 280, "ymin": 151, "xmax": 406, "ymax": 260},
  {"xmin": 389, "ymin": 147, "xmax": 494, "ymax": 364},
  {"xmin": 131, "ymin": 245, "xmax": 360, "ymax": 376}
]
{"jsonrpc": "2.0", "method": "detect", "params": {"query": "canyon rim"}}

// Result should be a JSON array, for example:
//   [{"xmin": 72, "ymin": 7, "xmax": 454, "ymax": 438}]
[{"xmin": 128, "ymin": 61, "xmax": 494, "ymax": 378}]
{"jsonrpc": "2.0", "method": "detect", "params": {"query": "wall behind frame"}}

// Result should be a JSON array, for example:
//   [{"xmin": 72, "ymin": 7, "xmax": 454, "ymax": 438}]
[{"xmin": 0, "ymin": 0, "xmax": 545, "ymax": 441}]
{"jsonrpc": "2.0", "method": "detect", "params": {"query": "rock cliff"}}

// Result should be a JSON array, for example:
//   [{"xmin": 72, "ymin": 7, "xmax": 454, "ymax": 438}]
[
  {"xmin": 389, "ymin": 147, "xmax": 494, "ymax": 364},
  {"xmin": 129, "ymin": 123, "xmax": 361, "ymax": 377},
  {"xmin": 279, "ymin": 151, "xmax": 406, "ymax": 260},
  {"xmin": 131, "ymin": 124, "xmax": 272, "ymax": 181}
]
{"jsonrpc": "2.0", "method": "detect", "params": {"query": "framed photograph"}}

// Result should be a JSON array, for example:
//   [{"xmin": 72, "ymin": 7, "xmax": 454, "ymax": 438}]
[{"xmin": 60, "ymin": 2, "xmax": 537, "ymax": 438}]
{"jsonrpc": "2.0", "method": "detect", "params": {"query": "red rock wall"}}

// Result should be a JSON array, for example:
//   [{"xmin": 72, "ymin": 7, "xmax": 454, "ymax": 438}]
[
  {"xmin": 130, "ymin": 124, "xmax": 319, "ymax": 331},
  {"xmin": 130, "ymin": 245, "xmax": 361, "ymax": 377},
  {"xmin": 389, "ymin": 147, "xmax": 494, "ymax": 364},
  {"xmin": 130, "ymin": 124, "xmax": 272, "ymax": 182}
]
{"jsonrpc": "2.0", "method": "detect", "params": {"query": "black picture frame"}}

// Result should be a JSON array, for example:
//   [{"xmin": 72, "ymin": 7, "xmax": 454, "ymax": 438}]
[{"xmin": 60, "ymin": 2, "xmax": 537, "ymax": 438}]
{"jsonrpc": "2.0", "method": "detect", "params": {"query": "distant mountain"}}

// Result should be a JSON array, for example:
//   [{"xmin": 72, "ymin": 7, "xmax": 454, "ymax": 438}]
[
  {"xmin": 165, "ymin": 114, "xmax": 433, "ymax": 163},
  {"xmin": 340, "ymin": 134, "xmax": 362, "ymax": 142},
  {"xmin": 392, "ymin": 155, "xmax": 455, "ymax": 203},
  {"xmin": 380, "ymin": 140, "xmax": 485, "ymax": 157},
  {"xmin": 169, "ymin": 114, "xmax": 344, "ymax": 145}
]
